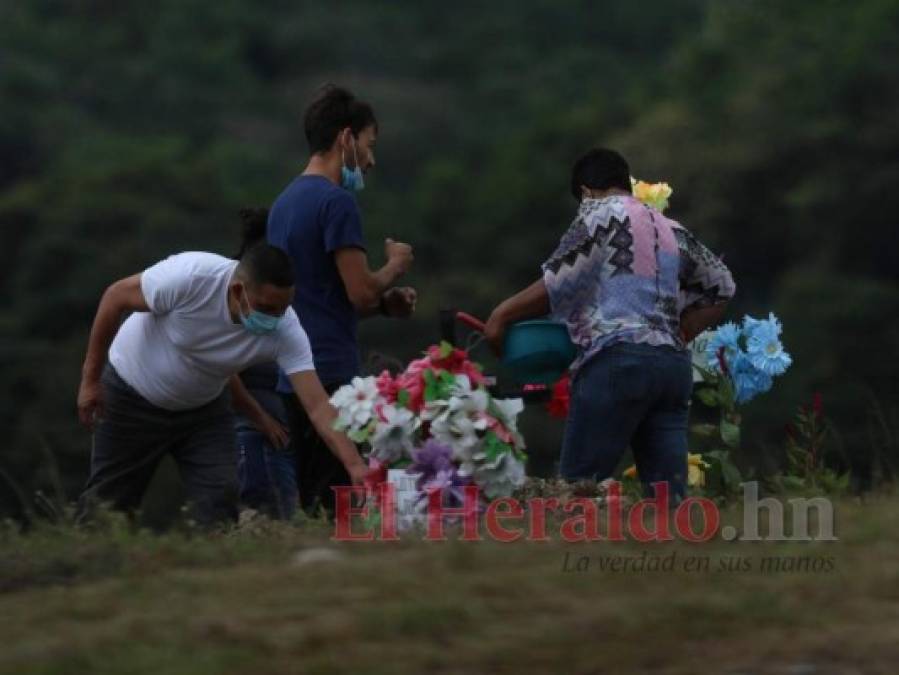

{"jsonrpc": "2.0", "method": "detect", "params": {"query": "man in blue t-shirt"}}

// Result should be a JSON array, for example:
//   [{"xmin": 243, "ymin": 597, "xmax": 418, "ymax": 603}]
[{"xmin": 268, "ymin": 84, "xmax": 415, "ymax": 515}]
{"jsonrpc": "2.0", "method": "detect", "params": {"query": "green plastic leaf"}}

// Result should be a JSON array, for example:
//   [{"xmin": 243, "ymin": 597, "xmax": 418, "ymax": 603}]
[
  {"xmin": 720, "ymin": 418, "xmax": 741, "ymax": 448},
  {"xmin": 690, "ymin": 423, "xmax": 718, "ymax": 437},
  {"xmin": 483, "ymin": 431, "xmax": 513, "ymax": 462},
  {"xmin": 423, "ymin": 369, "xmax": 440, "ymax": 402},
  {"xmin": 397, "ymin": 389, "xmax": 411, "ymax": 409},
  {"xmin": 348, "ymin": 429, "xmax": 366, "ymax": 443},
  {"xmin": 362, "ymin": 507, "xmax": 382, "ymax": 533},
  {"xmin": 720, "ymin": 459, "xmax": 743, "ymax": 489},
  {"xmin": 695, "ymin": 388, "xmax": 719, "ymax": 407},
  {"xmin": 704, "ymin": 450, "xmax": 742, "ymax": 492},
  {"xmin": 718, "ymin": 377, "xmax": 736, "ymax": 410}
]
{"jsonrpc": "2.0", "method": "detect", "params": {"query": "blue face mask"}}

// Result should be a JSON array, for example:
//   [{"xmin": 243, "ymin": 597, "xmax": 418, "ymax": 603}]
[
  {"xmin": 340, "ymin": 136, "xmax": 365, "ymax": 192},
  {"xmin": 239, "ymin": 289, "xmax": 281, "ymax": 335}
]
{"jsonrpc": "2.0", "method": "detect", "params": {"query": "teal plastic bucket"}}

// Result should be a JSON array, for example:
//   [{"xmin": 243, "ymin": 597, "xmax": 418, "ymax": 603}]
[{"xmin": 502, "ymin": 320, "xmax": 577, "ymax": 385}]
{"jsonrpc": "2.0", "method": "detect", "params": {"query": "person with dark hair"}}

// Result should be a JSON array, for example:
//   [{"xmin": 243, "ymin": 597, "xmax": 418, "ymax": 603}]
[
  {"xmin": 76, "ymin": 246, "xmax": 368, "ymax": 526},
  {"xmin": 268, "ymin": 84, "xmax": 416, "ymax": 516},
  {"xmin": 484, "ymin": 148, "xmax": 736, "ymax": 502},
  {"xmin": 231, "ymin": 207, "xmax": 298, "ymax": 519}
]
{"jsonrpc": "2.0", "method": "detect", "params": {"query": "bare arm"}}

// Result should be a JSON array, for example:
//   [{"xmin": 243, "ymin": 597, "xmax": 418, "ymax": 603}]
[
  {"xmin": 81, "ymin": 274, "xmax": 149, "ymax": 383},
  {"xmin": 287, "ymin": 371, "xmax": 367, "ymax": 485},
  {"xmin": 334, "ymin": 239, "xmax": 413, "ymax": 316},
  {"xmin": 77, "ymin": 274, "xmax": 149, "ymax": 427},
  {"xmin": 484, "ymin": 278, "xmax": 551, "ymax": 355}
]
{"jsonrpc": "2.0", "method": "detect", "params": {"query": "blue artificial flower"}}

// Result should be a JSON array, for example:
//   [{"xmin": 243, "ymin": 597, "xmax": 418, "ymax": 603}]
[
  {"xmin": 743, "ymin": 312, "xmax": 792, "ymax": 376},
  {"xmin": 729, "ymin": 353, "xmax": 774, "ymax": 404},
  {"xmin": 742, "ymin": 312, "xmax": 782, "ymax": 338},
  {"xmin": 705, "ymin": 321, "xmax": 743, "ymax": 373}
]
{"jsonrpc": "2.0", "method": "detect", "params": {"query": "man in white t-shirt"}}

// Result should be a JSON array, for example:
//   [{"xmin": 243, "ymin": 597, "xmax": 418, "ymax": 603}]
[{"xmin": 76, "ymin": 244, "xmax": 367, "ymax": 525}]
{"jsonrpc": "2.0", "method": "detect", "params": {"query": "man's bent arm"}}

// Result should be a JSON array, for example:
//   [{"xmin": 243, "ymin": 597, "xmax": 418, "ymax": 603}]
[
  {"xmin": 82, "ymin": 274, "xmax": 149, "ymax": 381},
  {"xmin": 334, "ymin": 248, "xmax": 408, "ymax": 314},
  {"xmin": 484, "ymin": 278, "xmax": 551, "ymax": 354},
  {"xmin": 287, "ymin": 371, "xmax": 367, "ymax": 484},
  {"xmin": 680, "ymin": 303, "xmax": 729, "ymax": 344}
]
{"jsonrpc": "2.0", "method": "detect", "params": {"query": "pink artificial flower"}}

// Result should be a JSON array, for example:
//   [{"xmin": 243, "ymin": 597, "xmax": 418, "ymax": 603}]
[
  {"xmin": 395, "ymin": 357, "xmax": 431, "ymax": 412},
  {"xmin": 426, "ymin": 344, "xmax": 487, "ymax": 386},
  {"xmin": 364, "ymin": 457, "xmax": 389, "ymax": 504},
  {"xmin": 375, "ymin": 370, "xmax": 399, "ymax": 404},
  {"xmin": 480, "ymin": 413, "xmax": 514, "ymax": 444}
]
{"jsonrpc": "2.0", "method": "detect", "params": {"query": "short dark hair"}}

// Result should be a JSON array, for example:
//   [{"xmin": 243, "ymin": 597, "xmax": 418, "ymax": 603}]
[
  {"xmin": 237, "ymin": 243, "xmax": 294, "ymax": 288},
  {"xmin": 234, "ymin": 207, "xmax": 269, "ymax": 260},
  {"xmin": 303, "ymin": 84, "xmax": 378, "ymax": 154},
  {"xmin": 570, "ymin": 148, "xmax": 631, "ymax": 201}
]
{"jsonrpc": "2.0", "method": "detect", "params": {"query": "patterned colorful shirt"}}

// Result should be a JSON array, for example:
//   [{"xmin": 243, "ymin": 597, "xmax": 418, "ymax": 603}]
[{"xmin": 542, "ymin": 194, "xmax": 736, "ymax": 373}]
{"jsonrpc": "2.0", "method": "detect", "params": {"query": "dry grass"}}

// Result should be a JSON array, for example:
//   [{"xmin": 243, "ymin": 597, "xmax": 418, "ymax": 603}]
[{"xmin": 1, "ymin": 496, "xmax": 898, "ymax": 675}]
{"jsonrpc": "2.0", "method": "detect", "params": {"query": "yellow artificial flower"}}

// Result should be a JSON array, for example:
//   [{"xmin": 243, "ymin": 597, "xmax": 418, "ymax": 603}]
[
  {"xmin": 687, "ymin": 453, "xmax": 710, "ymax": 487},
  {"xmin": 630, "ymin": 176, "xmax": 673, "ymax": 212},
  {"xmin": 621, "ymin": 453, "xmax": 709, "ymax": 487}
]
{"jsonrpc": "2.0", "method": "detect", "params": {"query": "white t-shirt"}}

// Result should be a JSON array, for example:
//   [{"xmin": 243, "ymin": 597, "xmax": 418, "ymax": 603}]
[{"xmin": 109, "ymin": 251, "xmax": 315, "ymax": 411}]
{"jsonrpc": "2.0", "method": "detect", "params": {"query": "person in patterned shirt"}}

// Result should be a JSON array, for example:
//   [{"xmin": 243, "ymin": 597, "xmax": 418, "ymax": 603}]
[{"xmin": 485, "ymin": 148, "xmax": 735, "ymax": 501}]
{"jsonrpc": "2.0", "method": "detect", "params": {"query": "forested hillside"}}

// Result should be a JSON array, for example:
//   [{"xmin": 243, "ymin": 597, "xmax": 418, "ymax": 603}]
[{"xmin": 2, "ymin": 0, "xmax": 897, "ymax": 516}]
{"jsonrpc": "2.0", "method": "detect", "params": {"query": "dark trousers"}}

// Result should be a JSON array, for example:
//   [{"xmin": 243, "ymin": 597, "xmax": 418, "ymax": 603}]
[
  {"xmin": 77, "ymin": 365, "xmax": 239, "ymax": 527},
  {"xmin": 281, "ymin": 380, "xmax": 349, "ymax": 517},
  {"xmin": 560, "ymin": 342, "xmax": 692, "ymax": 500},
  {"xmin": 236, "ymin": 428, "xmax": 298, "ymax": 520}
]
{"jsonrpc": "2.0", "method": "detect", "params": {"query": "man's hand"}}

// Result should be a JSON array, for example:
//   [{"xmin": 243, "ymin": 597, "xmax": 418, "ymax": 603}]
[
  {"xmin": 484, "ymin": 279, "xmax": 551, "ymax": 356},
  {"xmin": 288, "ymin": 371, "xmax": 367, "ymax": 483},
  {"xmin": 77, "ymin": 273, "xmax": 149, "ymax": 429},
  {"xmin": 382, "ymin": 287, "xmax": 417, "ymax": 318},
  {"xmin": 346, "ymin": 460, "xmax": 368, "ymax": 487},
  {"xmin": 257, "ymin": 412, "xmax": 290, "ymax": 450},
  {"xmin": 77, "ymin": 376, "xmax": 104, "ymax": 430},
  {"xmin": 384, "ymin": 238, "xmax": 414, "ymax": 275}
]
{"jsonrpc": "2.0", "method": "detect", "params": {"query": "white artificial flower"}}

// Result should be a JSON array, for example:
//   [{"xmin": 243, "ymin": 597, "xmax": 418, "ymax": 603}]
[
  {"xmin": 370, "ymin": 405, "xmax": 418, "ymax": 464},
  {"xmin": 491, "ymin": 397, "xmax": 526, "ymax": 449},
  {"xmin": 492, "ymin": 398, "xmax": 524, "ymax": 424},
  {"xmin": 689, "ymin": 330, "xmax": 716, "ymax": 383},
  {"xmin": 329, "ymin": 376, "xmax": 381, "ymax": 429},
  {"xmin": 421, "ymin": 374, "xmax": 490, "ymax": 423},
  {"xmin": 431, "ymin": 410, "xmax": 487, "ymax": 466},
  {"xmin": 474, "ymin": 454, "xmax": 527, "ymax": 499}
]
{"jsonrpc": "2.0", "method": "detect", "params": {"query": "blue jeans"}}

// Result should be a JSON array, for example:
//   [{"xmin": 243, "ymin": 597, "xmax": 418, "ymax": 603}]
[
  {"xmin": 560, "ymin": 342, "xmax": 692, "ymax": 500},
  {"xmin": 236, "ymin": 430, "xmax": 298, "ymax": 520}
]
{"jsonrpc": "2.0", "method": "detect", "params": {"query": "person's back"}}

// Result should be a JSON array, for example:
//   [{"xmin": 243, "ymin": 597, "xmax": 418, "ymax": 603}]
[
  {"xmin": 543, "ymin": 192, "xmax": 729, "ymax": 373},
  {"xmin": 486, "ymin": 147, "xmax": 735, "ymax": 502},
  {"xmin": 268, "ymin": 175, "xmax": 364, "ymax": 390}
]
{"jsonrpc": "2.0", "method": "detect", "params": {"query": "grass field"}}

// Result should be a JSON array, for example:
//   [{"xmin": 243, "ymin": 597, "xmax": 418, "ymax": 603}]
[{"xmin": 1, "ymin": 495, "xmax": 898, "ymax": 675}]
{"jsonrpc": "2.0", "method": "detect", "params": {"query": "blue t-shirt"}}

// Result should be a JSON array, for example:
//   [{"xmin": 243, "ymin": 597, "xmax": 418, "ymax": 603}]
[{"xmin": 267, "ymin": 175, "xmax": 365, "ymax": 392}]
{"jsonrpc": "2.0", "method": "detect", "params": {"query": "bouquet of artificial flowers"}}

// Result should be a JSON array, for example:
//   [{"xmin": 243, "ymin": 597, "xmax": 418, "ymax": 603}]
[
  {"xmin": 692, "ymin": 312, "xmax": 792, "ymax": 404},
  {"xmin": 330, "ymin": 342, "xmax": 528, "ymax": 506}
]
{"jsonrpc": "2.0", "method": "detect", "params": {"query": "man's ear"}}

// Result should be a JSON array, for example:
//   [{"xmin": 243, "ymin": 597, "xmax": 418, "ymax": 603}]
[
  {"xmin": 230, "ymin": 279, "xmax": 245, "ymax": 300},
  {"xmin": 339, "ymin": 127, "xmax": 354, "ymax": 150}
]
